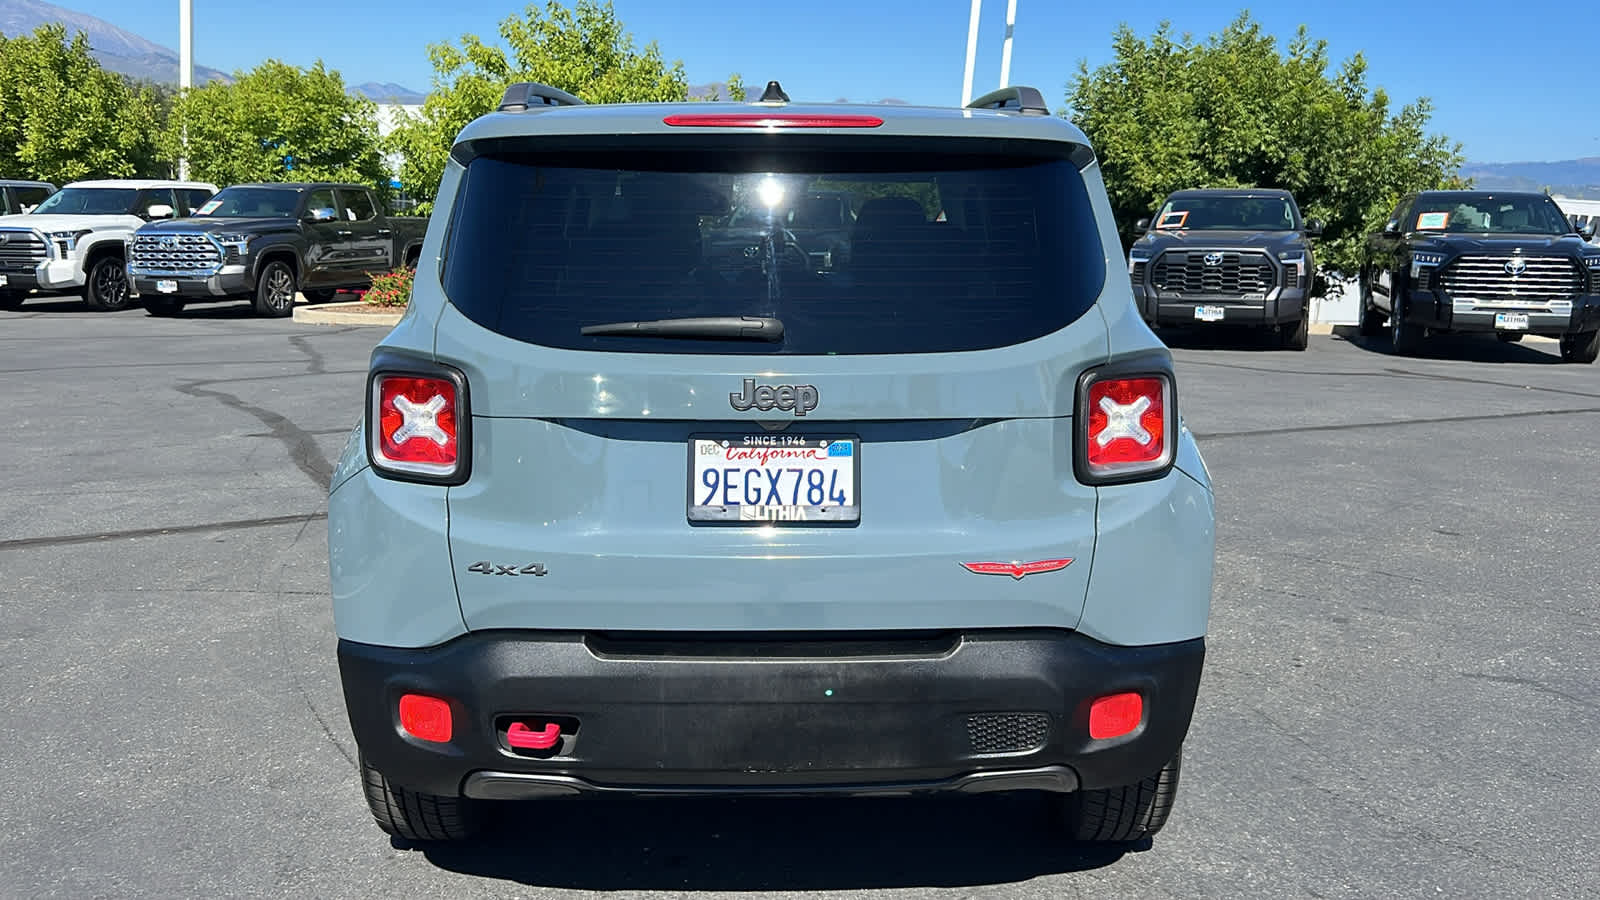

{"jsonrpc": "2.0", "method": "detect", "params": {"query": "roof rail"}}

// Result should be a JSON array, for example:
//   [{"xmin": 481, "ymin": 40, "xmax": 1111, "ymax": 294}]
[
  {"xmin": 497, "ymin": 82, "xmax": 584, "ymax": 112},
  {"xmin": 965, "ymin": 86, "xmax": 1049, "ymax": 116}
]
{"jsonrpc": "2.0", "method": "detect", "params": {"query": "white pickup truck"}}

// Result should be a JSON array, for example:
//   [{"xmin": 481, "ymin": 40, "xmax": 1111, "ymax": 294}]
[{"xmin": 0, "ymin": 179, "xmax": 217, "ymax": 310}]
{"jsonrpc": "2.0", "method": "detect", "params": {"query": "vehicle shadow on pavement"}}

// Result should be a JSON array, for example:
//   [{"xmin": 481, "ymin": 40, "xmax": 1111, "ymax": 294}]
[
  {"xmin": 1329, "ymin": 326, "xmax": 1570, "ymax": 364},
  {"xmin": 414, "ymin": 794, "xmax": 1133, "ymax": 889},
  {"xmin": 144, "ymin": 303, "xmax": 264, "ymax": 320},
  {"xmin": 2, "ymin": 298, "xmax": 96, "ymax": 313},
  {"xmin": 1154, "ymin": 326, "xmax": 1293, "ymax": 352}
]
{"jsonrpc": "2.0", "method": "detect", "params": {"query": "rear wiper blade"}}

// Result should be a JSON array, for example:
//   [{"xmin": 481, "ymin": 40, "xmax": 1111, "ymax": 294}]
[{"xmin": 580, "ymin": 316, "xmax": 785, "ymax": 341}]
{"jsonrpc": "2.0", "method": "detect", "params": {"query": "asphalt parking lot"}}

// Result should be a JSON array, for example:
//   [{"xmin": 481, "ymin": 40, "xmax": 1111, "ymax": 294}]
[{"xmin": 2, "ymin": 295, "xmax": 1597, "ymax": 899}]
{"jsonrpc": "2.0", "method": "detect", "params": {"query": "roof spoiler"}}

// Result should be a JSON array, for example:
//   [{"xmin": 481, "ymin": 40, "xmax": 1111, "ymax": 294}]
[
  {"xmin": 497, "ymin": 82, "xmax": 584, "ymax": 112},
  {"xmin": 965, "ymin": 86, "xmax": 1049, "ymax": 116}
]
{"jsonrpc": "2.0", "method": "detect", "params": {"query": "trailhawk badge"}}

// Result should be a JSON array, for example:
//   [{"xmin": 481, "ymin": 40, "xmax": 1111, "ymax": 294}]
[{"xmin": 960, "ymin": 558, "xmax": 1075, "ymax": 579}]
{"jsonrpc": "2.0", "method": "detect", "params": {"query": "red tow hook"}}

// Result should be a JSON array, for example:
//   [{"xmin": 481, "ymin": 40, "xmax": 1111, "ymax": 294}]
[{"xmin": 506, "ymin": 721, "xmax": 561, "ymax": 750}]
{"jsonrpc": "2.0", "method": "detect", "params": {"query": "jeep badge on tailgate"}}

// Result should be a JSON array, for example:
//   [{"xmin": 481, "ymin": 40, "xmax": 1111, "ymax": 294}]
[{"xmin": 729, "ymin": 378, "xmax": 819, "ymax": 416}]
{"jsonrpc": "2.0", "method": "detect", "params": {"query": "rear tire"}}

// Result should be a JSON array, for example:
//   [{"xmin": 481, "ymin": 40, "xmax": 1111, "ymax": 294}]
[
  {"xmin": 0, "ymin": 290, "xmax": 23, "ymax": 310},
  {"xmin": 1561, "ymin": 330, "xmax": 1599, "ymax": 363},
  {"xmin": 144, "ymin": 297, "xmax": 184, "ymax": 317},
  {"xmin": 359, "ymin": 754, "xmax": 477, "ymax": 843},
  {"xmin": 1358, "ymin": 273, "xmax": 1385, "ymax": 337},
  {"xmin": 1279, "ymin": 314, "xmax": 1309, "ymax": 351},
  {"xmin": 253, "ymin": 260, "xmax": 297, "ymax": 318},
  {"xmin": 84, "ymin": 255, "xmax": 131, "ymax": 311},
  {"xmin": 303, "ymin": 288, "xmax": 339, "ymax": 303},
  {"xmin": 1061, "ymin": 753, "xmax": 1182, "ymax": 844}
]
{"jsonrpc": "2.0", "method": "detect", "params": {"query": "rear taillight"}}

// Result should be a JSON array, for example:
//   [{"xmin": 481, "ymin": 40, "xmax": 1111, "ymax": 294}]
[
  {"xmin": 1074, "ymin": 365, "xmax": 1176, "ymax": 485},
  {"xmin": 366, "ymin": 358, "xmax": 470, "ymax": 484}
]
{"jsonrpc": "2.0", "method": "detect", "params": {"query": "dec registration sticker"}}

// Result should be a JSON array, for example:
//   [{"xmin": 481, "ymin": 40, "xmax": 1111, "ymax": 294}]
[{"xmin": 689, "ymin": 435, "xmax": 860, "ymax": 523}]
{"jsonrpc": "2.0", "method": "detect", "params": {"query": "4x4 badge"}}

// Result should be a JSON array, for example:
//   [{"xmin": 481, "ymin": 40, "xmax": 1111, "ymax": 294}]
[
  {"xmin": 730, "ymin": 378, "xmax": 819, "ymax": 416},
  {"xmin": 960, "ymin": 558, "xmax": 1074, "ymax": 579}
]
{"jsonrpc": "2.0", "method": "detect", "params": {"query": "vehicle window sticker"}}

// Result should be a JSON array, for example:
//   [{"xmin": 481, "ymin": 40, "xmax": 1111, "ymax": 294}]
[
  {"xmin": 1416, "ymin": 211, "xmax": 1449, "ymax": 230},
  {"xmin": 1156, "ymin": 210, "xmax": 1189, "ymax": 229},
  {"xmin": 196, "ymin": 199, "xmax": 222, "ymax": 216}
]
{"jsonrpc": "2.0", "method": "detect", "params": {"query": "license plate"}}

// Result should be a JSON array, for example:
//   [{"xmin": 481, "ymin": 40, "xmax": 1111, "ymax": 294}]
[
  {"xmin": 689, "ymin": 435, "xmax": 859, "ymax": 523},
  {"xmin": 1495, "ymin": 312, "xmax": 1529, "ymax": 330},
  {"xmin": 156, "ymin": 280, "xmax": 178, "ymax": 293},
  {"xmin": 1194, "ymin": 305, "xmax": 1226, "ymax": 322}
]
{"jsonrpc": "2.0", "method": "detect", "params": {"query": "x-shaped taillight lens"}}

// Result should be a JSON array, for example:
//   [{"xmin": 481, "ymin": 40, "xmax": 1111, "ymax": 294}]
[
  {"xmin": 371, "ymin": 373, "xmax": 462, "ymax": 479},
  {"xmin": 1079, "ymin": 373, "xmax": 1175, "ymax": 483}
]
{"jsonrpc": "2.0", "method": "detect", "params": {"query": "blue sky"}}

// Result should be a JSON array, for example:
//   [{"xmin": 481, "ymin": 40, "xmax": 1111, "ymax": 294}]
[{"xmin": 62, "ymin": 0, "xmax": 1596, "ymax": 163}]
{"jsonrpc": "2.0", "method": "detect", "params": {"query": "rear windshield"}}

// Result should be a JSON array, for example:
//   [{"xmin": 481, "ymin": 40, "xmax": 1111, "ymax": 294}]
[{"xmin": 441, "ymin": 140, "xmax": 1106, "ymax": 355}]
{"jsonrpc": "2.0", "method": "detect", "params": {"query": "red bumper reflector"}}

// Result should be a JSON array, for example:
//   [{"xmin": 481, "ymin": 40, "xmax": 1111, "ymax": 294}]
[
  {"xmin": 662, "ymin": 113, "xmax": 885, "ymax": 128},
  {"xmin": 398, "ymin": 694, "xmax": 452, "ymax": 743},
  {"xmin": 506, "ymin": 721, "xmax": 562, "ymax": 750},
  {"xmin": 1088, "ymin": 692, "xmax": 1144, "ymax": 740}
]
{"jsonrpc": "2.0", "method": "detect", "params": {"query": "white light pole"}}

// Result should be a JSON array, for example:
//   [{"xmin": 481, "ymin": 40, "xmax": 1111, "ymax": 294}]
[
  {"xmin": 960, "ymin": 0, "xmax": 982, "ymax": 106},
  {"xmin": 999, "ymin": 0, "xmax": 1017, "ymax": 88},
  {"xmin": 178, "ymin": 0, "xmax": 192, "ymax": 180}
]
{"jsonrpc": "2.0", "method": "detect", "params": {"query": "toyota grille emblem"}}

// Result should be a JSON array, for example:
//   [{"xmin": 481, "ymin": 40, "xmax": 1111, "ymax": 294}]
[
  {"xmin": 1504, "ymin": 258, "xmax": 1527, "ymax": 276},
  {"xmin": 160, "ymin": 236, "xmax": 178, "ymax": 248},
  {"xmin": 0, "ymin": 233, "xmax": 9, "ymax": 246},
  {"xmin": 1203, "ymin": 252, "xmax": 1224, "ymax": 267}
]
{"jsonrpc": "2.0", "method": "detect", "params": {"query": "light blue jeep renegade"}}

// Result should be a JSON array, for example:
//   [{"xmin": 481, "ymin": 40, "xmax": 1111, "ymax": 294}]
[{"xmin": 328, "ymin": 81, "xmax": 1215, "ymax": 846}]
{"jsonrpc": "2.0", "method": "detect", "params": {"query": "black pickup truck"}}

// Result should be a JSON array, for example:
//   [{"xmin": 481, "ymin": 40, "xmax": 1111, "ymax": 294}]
[
  {"xmin": 1127, "ymin": 188, "xmax": 1323, "ymax": 350},
  {"xmin": 1359, "ymin": 190, "xmax": 1600, "ymax": 362},
  {"xmin": 126, "ymin": 182, "xmax": 426, "ymax": 317}
]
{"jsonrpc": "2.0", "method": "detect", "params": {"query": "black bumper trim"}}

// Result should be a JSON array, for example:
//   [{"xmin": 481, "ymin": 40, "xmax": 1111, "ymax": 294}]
[
  {"xmin": 338, "ymin": 629, "xmax": 1206, "ymax": 799},
  {"xmin": 463, "ymin": 765, "xmax": 1079, "ymax": 800}
]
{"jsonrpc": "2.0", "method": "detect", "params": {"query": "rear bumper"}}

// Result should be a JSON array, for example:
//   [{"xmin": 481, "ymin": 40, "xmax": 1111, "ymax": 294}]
[{"xmin": 339, "ymin": 629, "xmax": 1205, "ymax": 799}]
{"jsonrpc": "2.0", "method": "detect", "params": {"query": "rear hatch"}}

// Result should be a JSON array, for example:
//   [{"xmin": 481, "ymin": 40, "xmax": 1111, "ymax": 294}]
[{"xmin": 433, "ymin": 129, "xmax": 1112, "ymax": 632}]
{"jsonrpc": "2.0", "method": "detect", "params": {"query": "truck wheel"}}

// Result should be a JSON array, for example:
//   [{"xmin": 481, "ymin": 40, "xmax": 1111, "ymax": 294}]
[
  {"xmin": 1061, "ymin": 752, "xmax": 1182, "ymax": 844},
  {"xmin": 144, "ymin": 297, "xmax": 184, "ymax": 317},
  {"xmin": 84, "ymin": 255, "xmax": 131, "ymax": 311},
  {"xmin": 1357, "ymin": 273, "xmax": 1385, "ymax": 337},
  {"xmin": 303, "ymin": 288, "xmax": 339, "ymax": 303},
  {"xmin": 253, "ymin": 261, "xmax": 297, "ymax": 318},
  {"xmin": 1561, "ymin": 330, "xmax": 1599, "ymax": 363},
  {"xmin": 1388, "ymin": 289, "xmax": 1423, "ymax": 356},
  {"xmin": 1279, "ymin": 314, "xmax": 1309, "ymax": 351},
  {"xmin": 359, "ymin": 753, "xmax": 478, "ymax": 843},
  {"xmin": 0, "ymin": 290, "xmax": 23, "ymax": 310}
]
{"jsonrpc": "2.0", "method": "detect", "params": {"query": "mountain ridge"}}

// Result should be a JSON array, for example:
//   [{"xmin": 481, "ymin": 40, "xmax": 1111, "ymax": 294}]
[{"xmin": 0, "ymin": 0, "xmax": 422, "ymax": 103}]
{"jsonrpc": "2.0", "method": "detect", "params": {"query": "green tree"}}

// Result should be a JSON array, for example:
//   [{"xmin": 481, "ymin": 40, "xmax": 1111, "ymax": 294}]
[
  {"xmin": 165, "ymin": 60, "xmax": 387, "ymax": 192},
  {"xmin": 387, "ymin": 0, "xmax": 744, "ymax": 211},
  {"xmin": 0, "ymin": 24, "xmax": 165, "ymax": 183},
  {"xmin": 1066, "ymin": 13, "xmax": 1466, "ymax": 275}
]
